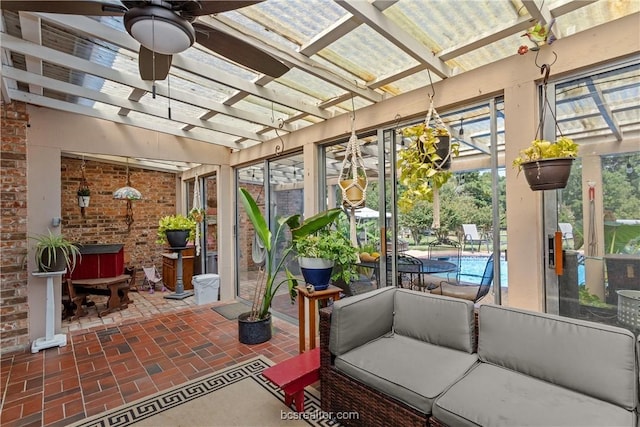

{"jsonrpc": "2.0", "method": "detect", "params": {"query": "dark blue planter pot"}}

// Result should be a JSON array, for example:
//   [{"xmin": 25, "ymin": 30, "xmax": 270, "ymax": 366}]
[{"xmin": 299, "ymin": 257, "xmax": 334, "ymax": 291}]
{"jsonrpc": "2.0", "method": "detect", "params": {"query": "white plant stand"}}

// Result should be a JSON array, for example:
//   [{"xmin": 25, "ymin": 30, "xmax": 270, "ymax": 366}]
[{"xmin": 31, "ymin": 270, "xmax": 67, "ymax": 353}]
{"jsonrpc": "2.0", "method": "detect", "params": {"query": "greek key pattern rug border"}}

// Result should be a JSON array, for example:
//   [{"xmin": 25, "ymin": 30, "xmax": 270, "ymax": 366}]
[{"xmin": 71, "ymin": 356, "xmax": 333, "ymax": 427}]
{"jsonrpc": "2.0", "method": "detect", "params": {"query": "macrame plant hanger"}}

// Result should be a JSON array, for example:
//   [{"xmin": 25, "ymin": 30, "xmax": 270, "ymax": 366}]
[
  {"xmin": 423, "ymin": 74, "xmax": 451, "ymax": 230},
  {"xmin": 191, "ymin": 176, "xmax": 202, "ymax": 256},
  {"xmin": 338, "ymin": 94, "xmax": 368, "ymax": 246}
]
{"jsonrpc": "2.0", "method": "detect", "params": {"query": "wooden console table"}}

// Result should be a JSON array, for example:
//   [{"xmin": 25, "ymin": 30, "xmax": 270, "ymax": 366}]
[
  {"xmin": 296, "ymin": 284, "xmax": 341, "ymax": 353},
  {"xmin": 67, "ymin": 274, "xmax": 132, "ymax": 319}
]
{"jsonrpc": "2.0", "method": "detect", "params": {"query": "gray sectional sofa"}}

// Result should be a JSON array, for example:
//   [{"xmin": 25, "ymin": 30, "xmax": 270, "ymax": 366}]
[{"xmin": 319, "ymin": 286, "xmax": 639, "ymax": 427}]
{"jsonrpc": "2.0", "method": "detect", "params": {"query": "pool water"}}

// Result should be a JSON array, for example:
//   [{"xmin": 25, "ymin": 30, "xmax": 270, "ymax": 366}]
[{"xmin": 432, "ymin": 256, "xmax": 586, "ymax": 286}]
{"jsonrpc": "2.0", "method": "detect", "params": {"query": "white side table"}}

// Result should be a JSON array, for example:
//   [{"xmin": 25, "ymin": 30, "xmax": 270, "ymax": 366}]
[{"xmin": 31, "ymin": 270, "xmax": 67, "ymax": 353}]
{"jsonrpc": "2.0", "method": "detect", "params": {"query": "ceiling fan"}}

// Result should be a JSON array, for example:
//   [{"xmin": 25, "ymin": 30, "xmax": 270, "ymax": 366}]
[{"xmin": 1, "ymin": 1, "xmax": 290, "ymax": 80}]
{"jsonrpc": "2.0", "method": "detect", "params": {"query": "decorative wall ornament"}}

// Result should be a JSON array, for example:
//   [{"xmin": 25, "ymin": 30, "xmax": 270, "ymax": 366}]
[
  {"xmin": 77, "ymin": 157, "xmax": 91, "ymax": 216},
  {"xmin": 113, "ymin": 158, "xmax": 142, "ymax": 231}
]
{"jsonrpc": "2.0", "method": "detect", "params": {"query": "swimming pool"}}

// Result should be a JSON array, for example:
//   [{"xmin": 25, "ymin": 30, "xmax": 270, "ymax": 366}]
[{"xmin": 432, "ymin": 256, "xmax": 585, "ymax": 286}]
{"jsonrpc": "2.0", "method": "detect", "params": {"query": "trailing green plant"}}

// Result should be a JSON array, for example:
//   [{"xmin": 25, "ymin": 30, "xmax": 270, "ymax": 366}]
[
  {"xmin": 239, "ymin": 188, "xmax": 344, "ymax": 321},
  {"xmin": 578, "ymin": 285, "xmax": 611, "ymax": 308},
  {"xmin": 512, "ymin": 136, "xmax": 578, "ymax": 172},
  {"xmin": 397, "ymin": 124, "xmax": 459, "ymax": 213},
  {"xmin": 156, "ymin": 214, "xmax": 197, "ymax": 244},
  {"xmin": 77, "ymin": 187, "xmax": 90, "ymax": 197},
  {"xmin": 30, "ymin": 230, "xmax": 81, "ymax": 272},
  {"xmin": 292, "ymin": 226, "xmax": 359, "ymax": 283}
]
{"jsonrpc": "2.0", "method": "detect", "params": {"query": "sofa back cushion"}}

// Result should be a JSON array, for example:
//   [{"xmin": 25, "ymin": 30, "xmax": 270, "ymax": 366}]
[
  {"xmin": 393, "ymin": 290, "xmax": 475, "ymax": 353},
  {"xmin": 478, "ymin": 304, "xmax": 638, "ymax": 410},
  {"xmin": 330, "ymin": 287, "xmax": 395, "ymax": 356}
]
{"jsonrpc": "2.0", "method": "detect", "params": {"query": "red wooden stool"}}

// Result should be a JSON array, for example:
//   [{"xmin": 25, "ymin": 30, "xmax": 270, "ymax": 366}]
[{"xmin": 262, "ymin": 347, "xmax": 320, "ymax": 412}]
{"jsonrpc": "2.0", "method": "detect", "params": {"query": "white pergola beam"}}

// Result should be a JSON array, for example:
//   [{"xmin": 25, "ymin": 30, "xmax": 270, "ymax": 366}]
[
  {"xmin": 8, "ymin": 89, "xmax": 240, "ymax": 147},
  {"xmin": 335, "ymin": 0, "xmax": 450, "ymax": 79},
  {"xmin": 2, "ymin": 65, "xmax": 265, "ymax": 143}
]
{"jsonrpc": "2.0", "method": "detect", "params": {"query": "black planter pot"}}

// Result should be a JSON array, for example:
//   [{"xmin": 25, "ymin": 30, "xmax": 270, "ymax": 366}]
[
  {"xmin": 38, "ymin": 247, "xmax": 67, "ymax": 272},
  {"xmin": 238, "ymin": 312, "xmax": 272, "ymax": 344},
  {"xmin": 418, "ymin": 135, "xmax": 451, "ymax": 170},
  {"xmin": 165, "ymin": 229, "xmax": 190, "ymax": 248},
  {"xmin": 522, "ymin": 158, "xmax": 575, "ymax": 191}
]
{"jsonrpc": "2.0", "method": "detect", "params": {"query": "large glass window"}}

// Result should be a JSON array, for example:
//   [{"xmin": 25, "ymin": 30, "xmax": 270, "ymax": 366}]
[
  {"xmin": 554, "ymin": 62, "xmax": 640, "ymax": 334},
  {"xmin": 235, "ymin": 153, "xmax": 304, "ymax": 320}
]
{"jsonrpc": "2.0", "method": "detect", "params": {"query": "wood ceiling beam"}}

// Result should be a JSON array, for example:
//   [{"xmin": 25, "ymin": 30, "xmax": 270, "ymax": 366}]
[
  {"xmin": 0, "ymin": 34, "xmax": 300, "ymax": 138},
  {"xmin": 18, "ymin": 12, "xmax": 43, "ymax": 95},
  {"xmin": 335, "ymin": 0, "xmax": 450, "ymax": 79},
  {"xmin": 2, "ymin": 65, "xmax": 264, "ymax": 143},
  {"xmin": 199, "ymin": 15, "xmax": 383, "ymax": 103},
  {"xmin": 30, "ymin": 13, "xmax": 330, "ymax": 120},
  {"xmin": 8, "ymin": 89, "xmax": 240, "ymax": 147}
]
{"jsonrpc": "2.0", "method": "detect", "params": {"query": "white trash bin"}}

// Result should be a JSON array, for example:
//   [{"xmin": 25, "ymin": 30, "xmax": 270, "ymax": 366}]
[{"xmin": 192, "ymin": 274, "xmax": 220, "ymax": 305}]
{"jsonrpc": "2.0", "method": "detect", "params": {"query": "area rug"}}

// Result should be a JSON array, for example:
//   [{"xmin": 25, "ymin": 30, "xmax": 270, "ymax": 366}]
[
  {"xmin": 70, "ymin": 356, "xmax": 336, "ymax": 427},
  {"xmin": 211, "ymin": 302, "xmax": 251, "ymax": 320}
]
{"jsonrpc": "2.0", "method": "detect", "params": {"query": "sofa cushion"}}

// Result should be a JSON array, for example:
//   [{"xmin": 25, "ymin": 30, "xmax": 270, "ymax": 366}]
[
  {"xmin": 478, "ymin": 304, "xmax": 638, "ymax": 410},
  {"xmin": 394, "ymin": 289, "xmax": 476, "ymax": 353},
  {"xmin": 433, "ymin": 363, "xmax": 637, "ymax": 427},
  {"xmin": 329, "ymin": 286, "xmax": 395, "ymax": 356},
  {"xmin": 335, "ymin": 333, "xmax": 478, "ymax": 414}
]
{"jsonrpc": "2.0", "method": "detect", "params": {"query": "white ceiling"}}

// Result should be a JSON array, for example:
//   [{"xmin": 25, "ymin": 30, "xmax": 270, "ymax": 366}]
[{"xmin": 1, "ymin": 0, "xmax": 638, "ymax": 170}]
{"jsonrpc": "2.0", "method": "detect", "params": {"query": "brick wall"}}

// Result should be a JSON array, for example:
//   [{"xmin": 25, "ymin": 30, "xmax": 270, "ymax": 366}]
[
  {"xmin": 0, "ymin": 101, "xmax": 29, "ymax": 354},
  {"xmin": 61, "ymin": 157, "xmax": 178, "ymax": 283}
]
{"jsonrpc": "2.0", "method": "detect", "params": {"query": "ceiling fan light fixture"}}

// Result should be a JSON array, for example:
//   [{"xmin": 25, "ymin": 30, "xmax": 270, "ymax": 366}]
[{"xmin": 124, "ymin": 5, "xmax": 195, "ymax": 55}]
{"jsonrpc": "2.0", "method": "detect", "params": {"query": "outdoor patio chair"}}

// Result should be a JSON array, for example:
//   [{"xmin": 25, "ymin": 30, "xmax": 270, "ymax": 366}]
[
  {"xmin": 142, "ymin": 265, "xmax": 166, "ymax": 293},
  {"xmin": 430, "ymin": 254, "xmax": 494, "ymax": 303},
  {"xmin": 462, "ymin": 224, "xmax": 490, "ymax": 252}
]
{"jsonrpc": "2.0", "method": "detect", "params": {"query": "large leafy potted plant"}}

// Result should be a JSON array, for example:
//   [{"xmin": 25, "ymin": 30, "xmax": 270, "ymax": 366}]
[
  {"xmin": 293, "ymin": 226, "xmax": 359, "ymax": 291},
  {"xmin": 156, "ymin": 214, "xmax": 196, "ymax": 248},
  {"xmin": 512, "ymin": 136, "xmax": 578, "ymax": 190},
  {"xmin": 238, "ymin": 188, "xmax": 342, "ymax": 344},
  {"xmin": 31, "ymin": 230, "xmax": 81, "ymax": 273}
]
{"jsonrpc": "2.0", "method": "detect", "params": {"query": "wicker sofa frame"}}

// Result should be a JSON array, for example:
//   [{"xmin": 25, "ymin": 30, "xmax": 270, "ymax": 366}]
[{"xmin": 319, "ymin": 306, "xmax": 428, "ymax": 427}]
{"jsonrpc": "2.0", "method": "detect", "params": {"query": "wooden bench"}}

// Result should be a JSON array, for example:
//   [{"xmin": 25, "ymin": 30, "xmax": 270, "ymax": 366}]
[
  {"xmin": 66, "ymin": 274, "xmax": 132, "ymax": 319},
  {"xmin": 262, "ymin": 347, "xmax": 320, "ymax": 412}
]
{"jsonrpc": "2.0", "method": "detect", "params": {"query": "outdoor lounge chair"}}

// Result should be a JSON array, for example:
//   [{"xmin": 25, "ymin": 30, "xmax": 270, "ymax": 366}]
[
  {"xmin": 462, "ymin": 224, "xmax": 490, "ymax": 252},
  {"xmin": 142, "ymin": 265, "xmax": 166, "ymax": 293},
  {"xmin": 430, "ymin": 254, "xmax": 494, "ymax": 303}
]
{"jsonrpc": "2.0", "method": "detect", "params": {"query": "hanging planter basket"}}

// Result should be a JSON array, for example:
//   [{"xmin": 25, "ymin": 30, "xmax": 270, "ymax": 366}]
[
  {"xmin": 77, "ymin": 195, "xmax": 90, "ymax": 208},
  {"xmin": 339, "ymin": 177, "xmax": 366, "ymax": 208},
  {"xmin": 417, "ymin": 134, "xmax": 452, "ymax": 170},
  {"xmin": 521, "ymin": 157, "xmax": 575, "ymax": 191}
]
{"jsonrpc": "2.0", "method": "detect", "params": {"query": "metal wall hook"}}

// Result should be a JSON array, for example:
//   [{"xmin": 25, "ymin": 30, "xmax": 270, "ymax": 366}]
[{"xmin": 426, "ymin": 68, "xmax": 435, "ymax": 98}]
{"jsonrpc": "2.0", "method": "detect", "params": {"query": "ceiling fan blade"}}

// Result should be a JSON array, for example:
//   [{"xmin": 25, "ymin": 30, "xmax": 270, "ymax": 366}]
[
  {"xmin": 138, "ymin": 46, "xmax": 172, "ymax": 81},
  {"xmin": 0, "ymin": 1, "xmax": 126, "ymax": 15},
  {"xmin": 181, "ymin": 1, "xmax": 264, "ymax": 17},
  {"xmin": 193, "ymin": 23, "xmax": 289, "ymax": 78}
]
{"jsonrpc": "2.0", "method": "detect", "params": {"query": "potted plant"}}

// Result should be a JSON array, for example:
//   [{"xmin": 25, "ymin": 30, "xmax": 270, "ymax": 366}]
[
  {"xmin": 339, "ymin": 169, "xmax": 367, "ymax": 208},
  {"xmin": 30, "ymin": 230, "xmax": 81, "ymax": 273},
  {"xmin": 397, "ymin": 124, "xmax": 460, "ymax": 212},
  {"xmin": 293, "ymin": 227, "xmax": 359, "ymax": 291},
  {"xmin": 156, "ymin": 214, "xmax": 196, "ymax": 248},
  {"xmin": 512, "ymin": 136, "xmax": 578, "ymax": 190},
  {"xmin": 238, "ymin": 188, "xmax": 342, "ymax": 344},
  {"xmin": 77, "ymin": 186, "xmax": 90, "ymax": 208}
]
